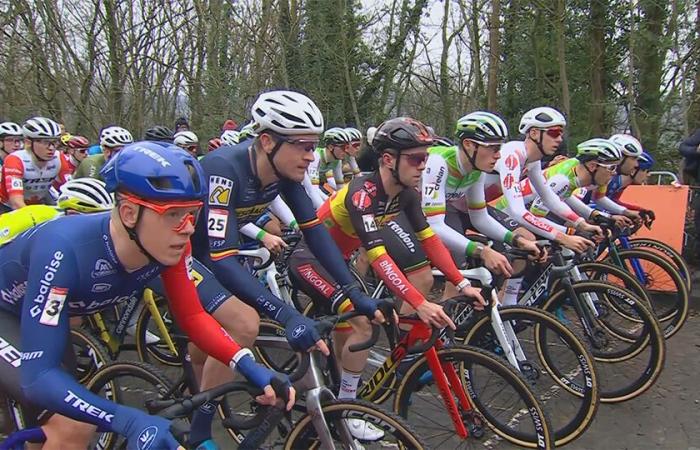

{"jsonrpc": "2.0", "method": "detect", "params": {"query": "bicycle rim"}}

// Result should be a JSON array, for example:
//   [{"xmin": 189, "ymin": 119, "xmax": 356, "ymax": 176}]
[
  {"xmin": 543, "ymin": 281, "xmax": 666, "ymax": 402},
  {"xmin": 394, "ymin": 346, "xmax": 553, "ymax": 449},
  {"xmin": 461, "ymin": 307, "xmax": 599, "ymax": 446}
]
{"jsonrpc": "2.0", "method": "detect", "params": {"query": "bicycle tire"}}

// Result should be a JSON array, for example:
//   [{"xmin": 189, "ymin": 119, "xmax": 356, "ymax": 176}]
[
  {"xmin": 394, "ymin": 346, "xmax": 554, "ymax": 449},
  {"xmin": 572, "ymin": 261, "xmax": 651, "ymax": 308},
  {"xmin": 70, "ymin": 327, "xmax": 113, "ymax": 384},
  {"xmin": 286, "ymin": 399, "xmax": 430, "ymax": 449},
  {"xmin": 459, "ymin": 306, "xmax": 599, "ymax": 446},
  {"xmin": 135, "ymin": 297, "xmax": 181, "ymax": 366},
  {"xmin": 613, "ymin": 249, "xmax": 690, "ymax": 338},
  {"xmin": 628, "ymin": 237, "xmax": 692, "ymax": 291},
  {"xmin": 86, "ymin": 361, "xmax": 178, "ymax": 450},
  {"xmin": 542, "ymin": 281, "xmax": 665, "ymax": 403}
]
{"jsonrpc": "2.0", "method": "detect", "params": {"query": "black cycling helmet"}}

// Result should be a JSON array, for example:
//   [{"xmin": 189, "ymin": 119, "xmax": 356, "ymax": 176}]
[
  {"xmin": 144, "ymin": 125, "xmax": 175, "ymax": 143},
  {"xmin": 371, "ymin": 117, "xmax": 434, "ymax": 154}
]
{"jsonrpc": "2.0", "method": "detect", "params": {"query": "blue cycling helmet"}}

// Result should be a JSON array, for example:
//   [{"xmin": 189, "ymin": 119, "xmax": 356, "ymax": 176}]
[
  {"xmin": 101, "ymin": 141, "xmax": 206, "ymax": 201},
  {"xmin": 638, "ymin": 151, "xmax": 655, "ymax": 171}
]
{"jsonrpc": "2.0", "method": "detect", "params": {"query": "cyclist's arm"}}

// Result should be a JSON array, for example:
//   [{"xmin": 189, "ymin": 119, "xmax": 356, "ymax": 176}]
[
  {"xmin": 161, "ymin": 245, "xmax": 244, "ymax": 365},
  {"xmin": 465, "ymin": 176, "xmax": 515, "ymax": 244},
  {"xmin": 347, "ymin": 156, "xmax": 361, "ymax": 175},
  {"xmin": 3, "ymin": 155, "xmax": 26, "ymax": 209},
  {"xmin": 402, "ymin": 189, "xmax": 465, "ymax": 287},
  {"xmin": 301, "ymin": 172, "xmax": 326, "ymax": 210},
  {"xmin": 281, "ymin": 178, "xmax": 420, "ymax": 304},
  {"xmin": 240, "ymin": 222, "xmax": 266, "ymax": 240},
  {"xmin": 19, "ymin": 241, "xmax": 130, "ymax": 432},
  {"xmin": 528, "ymin": 162, "xmax": 584, "ymax": 226},
  {"xmin": 495, "ymin": 159, "xmax": 565, "ymax": 239},
  {"xmin": 328, "ymin": 163, "xmax": 344, "ymax": 190},
  {"xmin": 421, "ymin": 156, "xmax": 487, "ymax": 255},
  {"xmin": 591, "ymin": 185, "xmax": 627, "ymax": 215},
  {"xmin": 307, "ymin": 154, "xmax": 328, "ymax": 203},
  {"xmin": 269, "ymin": 195, "xmax": 298, "ymax": 231},
  {"xmin": 201, "ymin": 168, "xmax": 303, "ymax": 323}
]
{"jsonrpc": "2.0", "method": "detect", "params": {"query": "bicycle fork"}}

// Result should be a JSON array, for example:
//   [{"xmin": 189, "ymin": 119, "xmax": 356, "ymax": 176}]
[{"xmin": 489, "ymin": 291, "xmax": 527, "ymax": 371}]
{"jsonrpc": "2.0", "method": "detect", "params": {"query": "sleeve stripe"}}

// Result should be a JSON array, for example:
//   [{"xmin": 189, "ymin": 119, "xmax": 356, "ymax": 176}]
[
  {"xmin": 415, "ymin": 227, "xmax": 434, "ymax": 241},
  {"xmin": 366, "ymin": 245, "xmax": 387, "ymax": 263},
  {"xmin": 210, "ymin": 249, "xmax": 239, "ymax": 261},
  {"xmin": 298, "ymin": 217, "xmax": 321, "ymax": 230}
]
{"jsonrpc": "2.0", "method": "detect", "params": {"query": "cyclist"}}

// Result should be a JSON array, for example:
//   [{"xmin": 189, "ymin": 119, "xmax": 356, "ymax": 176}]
[
  {"xmin": 0, "ymin": 121, "xmax": 24, "ymax": 165},
  {"xmin": 0, "ymin": 143, "xmax": 292, "ymax": 449},
  {"xmin": 600, "ymin": 151, "xmax": 656, "ymax": 215},
  {"xmin": 484, "ymin": 107, "xmax": 597, "ymax": 251},
  {"xmin": 420, "ymin": 112, "xmax": 542, "ymax": 305},
  {"xmin": 527, "ymin": 138, "xmax": 630, "ymax": 227},
  {"xmin": 289, "ymin": 117, "xmax": 485, "ymax": 439},
  {"xmin": 56, "ymin": 134, "xmax": 90, "ymax": 184},
  {"xmin": 0, "ymin": 117, "xmax": 73, "ymax": 212},
  {"xmin": 175, "ymin": 116, "xmax": 190, "ymax": 132},
  {"xmin": 188, "ymin": 90, "xmax": 382, "ymax": 448},
  {"xmin": 238, "ymin": 121, "xmax": 257, "ymax": 143},
  {"xmin": 74, "ymin": 125, "xmax": 133, "ymax": 180},
  {"xmin": 307, "ymin": 127, "xmax": 351, "ymax": 201},
  {"xmin": 584, "ymin": 133, "xmax": 644, "ymax": 222},
  {"xmin": 343, "ymin": 126, "xmax": 363, "ymax": 179},
  {"xmin": 0, "ymin": 178, "xmax": 114, "ymax": 246},
  {"xmin": 174, "ymin": 130, "xmax": 200, "ymax": 157},
  {"xmin": 144, "ymin": 125, "xmax": 174, "ymax": 143}
]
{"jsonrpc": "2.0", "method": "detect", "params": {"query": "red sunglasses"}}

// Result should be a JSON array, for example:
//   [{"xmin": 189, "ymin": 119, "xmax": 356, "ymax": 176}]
[
  {"xmin": 543, "ymin": 127, "xmax": 564, "ymax": 138},
  {"xmin": 121, "ymin": 193, "xmax": 202, "ymax": 232}
]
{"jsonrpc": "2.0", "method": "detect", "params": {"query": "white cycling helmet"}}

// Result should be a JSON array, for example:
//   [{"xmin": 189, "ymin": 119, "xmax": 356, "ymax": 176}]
[
  {"xmin": 174, "ymin": 130, "xmax": 199, "ymax": 147},
  {"xmin": 456, "ymin": 111, "xmax": 509, "ymax": 144},
  {"xmin": 345, "ymin": 127, "xmax": 363, "ymax": 142},
  {"xmin": 251, "ymin": 90, "xmax": 324, "ymax": 136},
  {"xmin": 366, "ymin": 126, "xmax": 378, "ymax": 146},
  {"xmin": 100, "ymin": 126, "xmax": 133, "ymax": 148},
  {"xmin": 576, "ymin": 138, "xmax": 623, "ymax": 163},
  {"xmin": 57, "ymin": 178, "xmax": 115, "ymax": 213},
  {"xmin": 609, "ymin": 134, "xmax": 643, "ymax": 158},
  {"xmin": 239, "ymin": 122, "xmax": 257, "ymax": 140},
  {"xmin": 22, "ymin": 117, "xmax": 61, "ymax": 139},
  {"xmin": 220, "ymin": 130, "xmax": 240, "ymax": 146},
  {"xmin": 518, "ymin": 107, "xmax": 567, "ymax": 134},
  {"xmin": 0, "ymin": 122, "xmax": 23, "ymax": 138}
]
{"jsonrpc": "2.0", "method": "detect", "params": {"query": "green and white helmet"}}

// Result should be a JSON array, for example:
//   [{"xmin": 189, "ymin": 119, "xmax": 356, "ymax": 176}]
[
  {"xmin": 344, "ymin": 127, "xmax": 362, "ymax": 142},
  {"xmin": 239, "ymin": 122, "xmax": 257, "ymax": 140},
  {"xmin": 323, "ymin": 127, "xmax": 351, "ymax": 145},
  {"xmin": 576, "ymin": 138, "xmax": 622, "ymax": 163},
  {"xmin": 609, "ymin": 134, "xmax": 643, "ymax": 158},
  {"xmin": 455, "ymin": 111, "xmax": 509, "ymax": 144}
]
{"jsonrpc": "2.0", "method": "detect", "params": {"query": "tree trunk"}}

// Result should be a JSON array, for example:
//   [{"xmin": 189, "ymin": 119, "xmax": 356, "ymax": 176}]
[
  {"xmin": 487, "ymin": 0, "xmax": 501, "ymax": 111},
  {"xmin": 589, "ymin": 0, "xmax": 606, "ymax": 135},
  {"xmin": 555, "ymin": 0, "xmax": 570, "ymax": 118}
]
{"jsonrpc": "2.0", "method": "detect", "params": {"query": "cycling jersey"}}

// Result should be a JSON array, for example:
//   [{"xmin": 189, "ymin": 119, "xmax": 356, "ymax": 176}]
[
  {"xmin": 587, "ymin": 175, "xmax": 628, "ymax": 215},
  {"xmin": 599, "ymin": 174, "xmax": 642, "ymax": 211},
  {"xmin": 55, "ymin": 153, "xmax": 77, "ymax": 185},
  {"xmin": 0, "ymin": 213, "xmax": 241, "ymax": 433},
  {"xmin": 73, "ymin": 153, "xmax": 106, "ymax": 180},
  {"xmin": 421, "ymin": 145, "xmax": 514, "ymax": 256},
  {"xmin": 524, "ymin": 158, "xmax": 615, "ymax": 219},
  {"xmin": 0, "ymin": 204, "xmax": 61, "ymax": 246},
  {"xmin": 318, "ymin": 171, "xmax": 465, "ymax": 308},
  {"xmin": 0, "ymin": 150, "xmax": 70, "ymax": 207},
  {"xmin": 308, "ymin": 147, "xmax": 344, "ymax": 198},
  {"xmin": 191, "ymin": 142, "xmax": 364, "ymax": 320},
  {"xmin": 484, "ymin": 141, "xmax": 580, "ymax": 239}
]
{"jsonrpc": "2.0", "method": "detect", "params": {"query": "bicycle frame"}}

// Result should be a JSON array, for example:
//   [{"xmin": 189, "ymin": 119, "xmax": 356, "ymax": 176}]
[{"xmin": 600, "ymin": 237, "xmax": 648, "ymax": 285}]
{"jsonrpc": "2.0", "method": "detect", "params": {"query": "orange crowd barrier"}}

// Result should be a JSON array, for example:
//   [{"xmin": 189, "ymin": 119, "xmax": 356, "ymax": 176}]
[{"xmin": 619, "ymin": 184, "xmax": 689, "ymax": 253}]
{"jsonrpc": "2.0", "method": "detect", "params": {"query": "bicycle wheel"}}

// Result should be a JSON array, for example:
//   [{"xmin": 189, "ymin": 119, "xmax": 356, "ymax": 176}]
[
  {"xmin": 628, "ymin": 237, "xmax": 692, "ymax": 291},
  {"xmin": 86, "ymin": 361, "xmax": 178, "ymax": 450},
  {"xmin": 70, "ymin": 327, "xmax": 112, "ymax": 384},
  {"xmin": 542, "ymin": 281, "xmax": 665, "ymax": 403},
  {"xmin": 394, "ymin": 346, "xmax": 554, "ymax": 449},
  {"xmin": 574, "ymin": 261, "xmax": 651, "ymax": 308},
  {"xmin": 135, "ymin": 297, "xmax": 181, "ymax": 366},
  {"xmin": 286, "ymin": 399, "xmax": 429, "ymax": 449},
  {"xmin": 459, "ymin": 306, "xmax": 599, "ymax": 446},
  {"xmin": 613, "ymin": 249, "xmax": 690, "ymax": 338}
]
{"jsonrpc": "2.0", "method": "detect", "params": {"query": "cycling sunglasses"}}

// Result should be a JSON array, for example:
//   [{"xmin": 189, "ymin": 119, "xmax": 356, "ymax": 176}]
[
  {"xmin": 596, "ymin": 162, "xmax": 618, "ymax": 172},
  {"xmin": 121, "ymin": 193, "xmax": 202, "ymax": 232},
  {"xmin": 402, "ymin": 152, "xmax": 429, "ymax": 167},
  {"xmin": 543, "ymin": 127, "xmax": 564, "ymax": 138},
  {"xmin": 268, "ymin": 132, "xmax": 319, "ymax": 152}
]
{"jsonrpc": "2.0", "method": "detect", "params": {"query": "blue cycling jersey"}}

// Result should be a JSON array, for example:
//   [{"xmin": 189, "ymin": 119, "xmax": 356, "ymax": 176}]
[
  {"xmin": 606, "ymin": 175, "xmax": 625, "ymax": 200},
  {"xmin": 0, "ymin": 213, "xmax": 163, "ymax": 432},
  {"xmin": 191, "ymin": 142, "xmax": 363, "ymax": 322}
]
